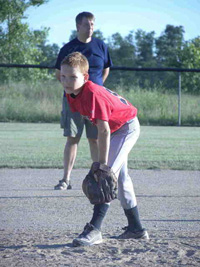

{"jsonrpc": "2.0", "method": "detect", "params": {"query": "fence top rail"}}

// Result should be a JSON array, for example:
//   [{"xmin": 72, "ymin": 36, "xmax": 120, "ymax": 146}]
[
  {"xmin": 0, "ymin": 63, "xmax": 200, "ymax": 72},
  {"xmin": 0, "ymin": 63, "xmax": 55, "ymax": 69},
  {"xmin": 111, "ymin": 66, "xmax": 200, "ymax": 72}
]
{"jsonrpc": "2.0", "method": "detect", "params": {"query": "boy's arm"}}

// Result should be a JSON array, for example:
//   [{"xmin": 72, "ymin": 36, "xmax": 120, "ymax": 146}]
[{"xmin": 96, "ymin": 119, "xmax": 110, "ymax": 165}]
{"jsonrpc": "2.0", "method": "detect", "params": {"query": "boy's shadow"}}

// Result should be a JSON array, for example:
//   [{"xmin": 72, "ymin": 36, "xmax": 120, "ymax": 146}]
[{"xmin": 34, "ymin": 243, "xmax": 73, "ymax": 249}]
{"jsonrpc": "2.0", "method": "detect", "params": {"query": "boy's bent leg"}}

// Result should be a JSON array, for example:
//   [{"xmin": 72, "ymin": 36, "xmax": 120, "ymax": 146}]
[
  {"xmin": 108, "ymin": 117, "xmax": 140, "ymax": 176},
  {"xmin": 118, "ymin": 164, "xmax": 149, "ymax": 239},
  {"xmin": 107, "ymin": 118, "xmax": 140, "ymax": 207},
  {"xmin": 117, "ymin": 161, "xmax": 137, "ymax": 209},
  {"xmin": 107, "ymin": 118, "xmax": 149, "ymax": 238},
  {"xmin": 117, "ymin": 206, "xmax": 149, "ymax": 240},
  {"xmin": 115, "ymin": 158, "xmax": 149, "ymax": 239}
]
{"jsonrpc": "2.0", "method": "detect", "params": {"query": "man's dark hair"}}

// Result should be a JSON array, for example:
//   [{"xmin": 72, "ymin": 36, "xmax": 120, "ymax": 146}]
[{"xmin": 75, "ymin": 12, "xmax": 95, "ymax": 25}]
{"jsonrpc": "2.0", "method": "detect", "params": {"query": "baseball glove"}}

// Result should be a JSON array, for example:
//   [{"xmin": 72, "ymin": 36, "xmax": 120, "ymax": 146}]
[{"xmin": 82, "ymin": 162, "xmax": 118, "ymax": 205}]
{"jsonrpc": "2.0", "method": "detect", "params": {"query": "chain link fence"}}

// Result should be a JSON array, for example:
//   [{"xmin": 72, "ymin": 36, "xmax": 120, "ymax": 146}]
[{"xmin": 0, "ymin": 64, "xmax": 200, "ymax": 126}]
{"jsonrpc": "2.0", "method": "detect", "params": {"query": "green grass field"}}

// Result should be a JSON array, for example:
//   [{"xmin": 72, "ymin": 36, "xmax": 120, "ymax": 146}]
[{"xmin": 1, "ymin": 123, "xmax": 199, "ymax": 170}]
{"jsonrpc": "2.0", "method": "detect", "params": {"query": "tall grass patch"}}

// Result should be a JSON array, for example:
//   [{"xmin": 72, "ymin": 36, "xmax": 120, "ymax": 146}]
[
  {"xmin": 115, "ymin": 86, "xmax": 200, "ymax": 126},
  {"xmin": 0, "ymin": 81, "xmax": 199, "ymax": 125},
  {"xmin": 0, "ymin": 80, "xmax": 63, "ymax": 122}
]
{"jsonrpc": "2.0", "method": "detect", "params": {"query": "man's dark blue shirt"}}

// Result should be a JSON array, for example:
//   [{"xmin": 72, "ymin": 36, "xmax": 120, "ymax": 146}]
[{"xmin": 55, "ymin": 37, "xmax": 112, "ymax": 86}]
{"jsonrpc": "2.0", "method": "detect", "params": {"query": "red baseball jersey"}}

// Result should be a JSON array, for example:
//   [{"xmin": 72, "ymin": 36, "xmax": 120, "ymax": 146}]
[{"xmin": 66, "ymin": 81, "xmax": 137, "ymax": 133}]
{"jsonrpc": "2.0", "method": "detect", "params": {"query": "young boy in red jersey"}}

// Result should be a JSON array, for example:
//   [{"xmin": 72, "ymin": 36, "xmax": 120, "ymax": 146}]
[{"xmin": 60, "ymin": 52, "xmax": 149, "ymax": 246}]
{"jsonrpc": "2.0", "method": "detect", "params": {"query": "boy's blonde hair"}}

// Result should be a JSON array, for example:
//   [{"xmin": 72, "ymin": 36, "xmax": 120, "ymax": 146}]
[{"xmin": 61, "ymin": 52, "xmax": 89, "ymax": 74}]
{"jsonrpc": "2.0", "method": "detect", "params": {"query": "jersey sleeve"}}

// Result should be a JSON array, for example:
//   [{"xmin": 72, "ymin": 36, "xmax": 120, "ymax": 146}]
[{"xmin": 90, "ymin": 92, "xmax": 112, "ymax": 123}]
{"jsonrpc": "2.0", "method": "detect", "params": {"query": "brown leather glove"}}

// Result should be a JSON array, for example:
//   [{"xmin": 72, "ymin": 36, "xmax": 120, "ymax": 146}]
[{"xmin": 82, "ymin": 162, "xmax": 118, "ymax": 205}]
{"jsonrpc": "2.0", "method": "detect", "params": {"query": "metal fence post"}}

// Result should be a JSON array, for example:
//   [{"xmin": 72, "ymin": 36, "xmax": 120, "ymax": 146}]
[{"xmin": 178, "ymin": 72, "xmax": 181, "ymax": 126}]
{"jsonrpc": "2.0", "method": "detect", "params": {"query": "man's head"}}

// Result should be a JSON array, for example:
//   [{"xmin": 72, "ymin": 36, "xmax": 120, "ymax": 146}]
[
  {"xmin": 60, "ymin": 52, "xmax": 89, "ymax": 95},
  {"xmin": 76, "ymin": 12, "xmax": 95, "ymax": 40}
]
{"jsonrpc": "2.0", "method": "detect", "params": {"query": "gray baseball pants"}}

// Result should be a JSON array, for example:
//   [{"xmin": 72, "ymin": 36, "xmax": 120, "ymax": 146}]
[{"xmin": 107, "ymin": 117, "xmax": 140, "ymax": 210}]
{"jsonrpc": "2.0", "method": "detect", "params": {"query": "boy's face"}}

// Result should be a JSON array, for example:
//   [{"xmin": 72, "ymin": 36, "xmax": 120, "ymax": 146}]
[{"xmin": 60, "ymin": 64, "xmax": 88, "ymax": 95}]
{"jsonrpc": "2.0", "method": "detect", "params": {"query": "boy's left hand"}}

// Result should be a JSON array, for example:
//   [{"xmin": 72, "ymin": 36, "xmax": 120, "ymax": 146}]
[{"xmin": 82, "ymin": 162, "xmax": 118, "ymax": 205}]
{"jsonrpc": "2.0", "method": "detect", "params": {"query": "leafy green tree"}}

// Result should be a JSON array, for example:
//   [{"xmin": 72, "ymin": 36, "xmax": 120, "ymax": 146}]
[
  {"xmin": 134, "ymin": 29, "xmax": 158, "ymax": 88},
  {"xmin": 108, "ymin": 32, "xmax": 136, "ymax": 66},
  {"xmin": 180, "ymin": 37, "xmax": 200, "ymax": 93},
  {"xmin": 106, "ymin": 31, "xmax": 137, "ymax": 89},
  {"xmin": 135, "ymin": 29, "xmax": 155, "ymax": 67},
  {"xmin": 36, "ymin": 31, "xmax": 60, "ymax": 66},
  {"xmin": 93, "ymin": 29, "xmax": 105, "ymax": 41},
  {"xmin": 0, "ymin": 0, "xmax": 51, "ymax": 82},
  {"xmin": 69, "ymin": 30, "xmax": 77, "ymax": 41},
  {"xmin": 155, "ymin": 24, "xmax": 184, "ymax": 67},
  {"xmin": 155, "ymin": 25, "xmax": 185, "ymax": 91}
]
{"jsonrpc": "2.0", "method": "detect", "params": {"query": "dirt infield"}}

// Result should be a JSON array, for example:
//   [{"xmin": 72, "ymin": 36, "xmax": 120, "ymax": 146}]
[{"xmin": 0, "ymin": 169, "xmax": 200, "ymax": 266}]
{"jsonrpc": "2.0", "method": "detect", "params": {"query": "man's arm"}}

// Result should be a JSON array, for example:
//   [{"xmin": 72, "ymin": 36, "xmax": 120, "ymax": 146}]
[
  {"xmin": 56, "ymin": 69, "xmax": 61, "ymax": 82},
  {"xmin": 96, "ymin": 119, "xmax": 110, "ymax": 164},
  {"xmin": 102, "ymin": 67, "xmax": 110, "ymax": 83}
]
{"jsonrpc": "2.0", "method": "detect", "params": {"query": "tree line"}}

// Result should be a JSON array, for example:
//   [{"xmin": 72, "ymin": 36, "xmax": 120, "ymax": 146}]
[{"xmin": 0, "ymin": 0, "xmax": 200, "ymax": 93}]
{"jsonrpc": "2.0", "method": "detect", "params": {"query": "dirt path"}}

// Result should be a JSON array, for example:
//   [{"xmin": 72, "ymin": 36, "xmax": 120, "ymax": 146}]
[{"xmin": 0, "ymin": 169, "xmax": 200, "ymax": 266}]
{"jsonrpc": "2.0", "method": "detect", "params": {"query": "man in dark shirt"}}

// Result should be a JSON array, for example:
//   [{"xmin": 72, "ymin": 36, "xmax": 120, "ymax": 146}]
[{"xmin": 54, "ymin": 12, "xmax": 112, "ymax": 190}]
